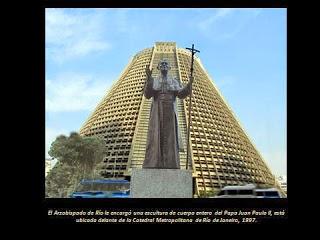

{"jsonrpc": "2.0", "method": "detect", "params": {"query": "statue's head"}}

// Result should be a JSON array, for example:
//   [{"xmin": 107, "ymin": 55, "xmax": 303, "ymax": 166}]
[{"xmin": 157, "ymin": 59, "xmax": 171, "ymax": 72}]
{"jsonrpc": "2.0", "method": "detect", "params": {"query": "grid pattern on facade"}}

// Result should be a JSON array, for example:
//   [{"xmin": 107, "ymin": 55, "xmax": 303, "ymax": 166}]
[{"xmin": 80, "ymin": 42, "xmax": 279, "ymax": 195}]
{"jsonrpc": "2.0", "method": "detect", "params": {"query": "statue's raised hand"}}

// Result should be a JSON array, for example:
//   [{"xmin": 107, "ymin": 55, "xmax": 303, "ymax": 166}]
[{"xmin": 146, "ymin": 66, "xmax": 153, "ymax": 80}]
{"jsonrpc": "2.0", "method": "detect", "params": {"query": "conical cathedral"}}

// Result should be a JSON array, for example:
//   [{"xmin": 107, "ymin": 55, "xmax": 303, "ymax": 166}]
[{"xmin": 80, "ymin": 42, "xmax": 278, "ymax": 196}]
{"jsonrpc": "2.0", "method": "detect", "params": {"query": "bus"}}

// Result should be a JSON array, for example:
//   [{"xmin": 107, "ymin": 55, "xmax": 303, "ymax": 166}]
[{"xmin": 213, "ymin": 184, "xmax": 282, "ymax": 198}]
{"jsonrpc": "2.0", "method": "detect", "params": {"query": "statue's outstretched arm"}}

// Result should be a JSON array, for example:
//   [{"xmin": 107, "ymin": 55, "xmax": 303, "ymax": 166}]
[{"xmin": 144, "ymin": 66, "xmax": 155, "ymax": 99}]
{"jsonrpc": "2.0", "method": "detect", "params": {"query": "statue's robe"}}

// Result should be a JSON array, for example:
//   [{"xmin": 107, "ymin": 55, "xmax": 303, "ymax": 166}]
[{"xmin": 143, "ymin": 75, "xmax": 191, "ymax": 169}]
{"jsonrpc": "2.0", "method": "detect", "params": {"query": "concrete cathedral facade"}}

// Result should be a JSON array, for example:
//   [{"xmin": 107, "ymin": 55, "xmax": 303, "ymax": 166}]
[{"xmin": 80, "ymin": 42, "xmax": 279, "ymax": 196}]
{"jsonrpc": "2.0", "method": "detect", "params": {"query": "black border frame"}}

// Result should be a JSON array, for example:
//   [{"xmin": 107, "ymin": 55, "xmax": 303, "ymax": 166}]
[{"xmin": 32, "ymin": 0, "xmax": 289, "ymax": 224}]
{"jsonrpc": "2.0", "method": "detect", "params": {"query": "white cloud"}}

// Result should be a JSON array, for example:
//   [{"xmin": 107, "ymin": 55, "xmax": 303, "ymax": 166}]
[
  {"xmin": 46, "ymin": 72, "xmax": 111, "ymax": 112},
  {"xmin": 197, "ymin": 8, "xmax": 263, "ymax": 40},
  {"xmin": 46, "ymin": 8, "xmax": 110, "ymax": 63},
  {"xmin": 198, "ymin": 8, "xmax": 235, "ymax": 31}
]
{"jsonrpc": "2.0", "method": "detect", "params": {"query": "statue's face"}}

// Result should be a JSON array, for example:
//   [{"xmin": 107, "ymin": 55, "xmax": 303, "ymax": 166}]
[{"xmin": 158, "ymin": 61, "xmax": 170, "ymax": 72}]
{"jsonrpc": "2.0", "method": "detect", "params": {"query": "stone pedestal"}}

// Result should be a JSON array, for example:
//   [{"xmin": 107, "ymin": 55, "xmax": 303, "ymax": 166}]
[{"xmin": 130, "ymin": 168, "xmax": 193, "ymax": 198}]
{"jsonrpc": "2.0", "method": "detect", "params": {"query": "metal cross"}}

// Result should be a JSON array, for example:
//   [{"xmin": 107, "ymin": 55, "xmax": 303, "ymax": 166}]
[
  {"xmin": 186, "ymin": 44, "xmax": 200, "ymax": 78},
  {"xmin": 185, "ymin": 44, "xmax": 200, "ymax": 170}
]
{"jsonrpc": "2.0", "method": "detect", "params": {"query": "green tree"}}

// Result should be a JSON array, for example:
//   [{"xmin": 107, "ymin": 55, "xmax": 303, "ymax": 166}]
[
  {"xmin": 45, "ymin": 162, "xmax": 78, "ymax": 197},
  {"xmin": 198, "ymin": 189, "xmax": 218, "ymax": 198},
  {"xmin": 46, "ymin": 132, "xmax": 105, "ymax": 198}
]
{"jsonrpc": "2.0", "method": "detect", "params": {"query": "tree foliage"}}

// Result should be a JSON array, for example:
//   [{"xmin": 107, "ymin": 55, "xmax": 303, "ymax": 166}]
[
  {"xmin": 198, "ymin": 189, "xmax": 218, "ymax": 198},
  {"xmin": 46, "ymin": 132, "xmax": 105, "ymax": 198}
]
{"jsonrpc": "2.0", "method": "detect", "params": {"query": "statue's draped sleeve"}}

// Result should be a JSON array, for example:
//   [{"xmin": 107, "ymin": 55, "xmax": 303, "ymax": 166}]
[
  {"xmin": 177, "ymin": 81, "xmax": 192, "ymax": 99},
  {"xmin": 144, "ymin": 76, "xmax": 155, "ymax": 99}
]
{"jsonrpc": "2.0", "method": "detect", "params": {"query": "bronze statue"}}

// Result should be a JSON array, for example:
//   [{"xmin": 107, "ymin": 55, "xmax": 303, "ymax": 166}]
[{"xmin": 143, "ymin": 59, "xmax": 192, "ymax": 169}]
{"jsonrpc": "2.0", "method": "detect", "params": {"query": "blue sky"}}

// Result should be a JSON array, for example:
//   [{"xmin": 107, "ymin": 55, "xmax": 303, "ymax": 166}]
[{"xmin": 45, "ymin": 8, "xmax": 287, "ymax": 176}]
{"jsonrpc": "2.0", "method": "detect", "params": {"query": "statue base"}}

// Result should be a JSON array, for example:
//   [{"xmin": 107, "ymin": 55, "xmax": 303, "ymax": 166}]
[{"xmin": 130, "ymin": 168, "xmax": 193, "ymax": 198}]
